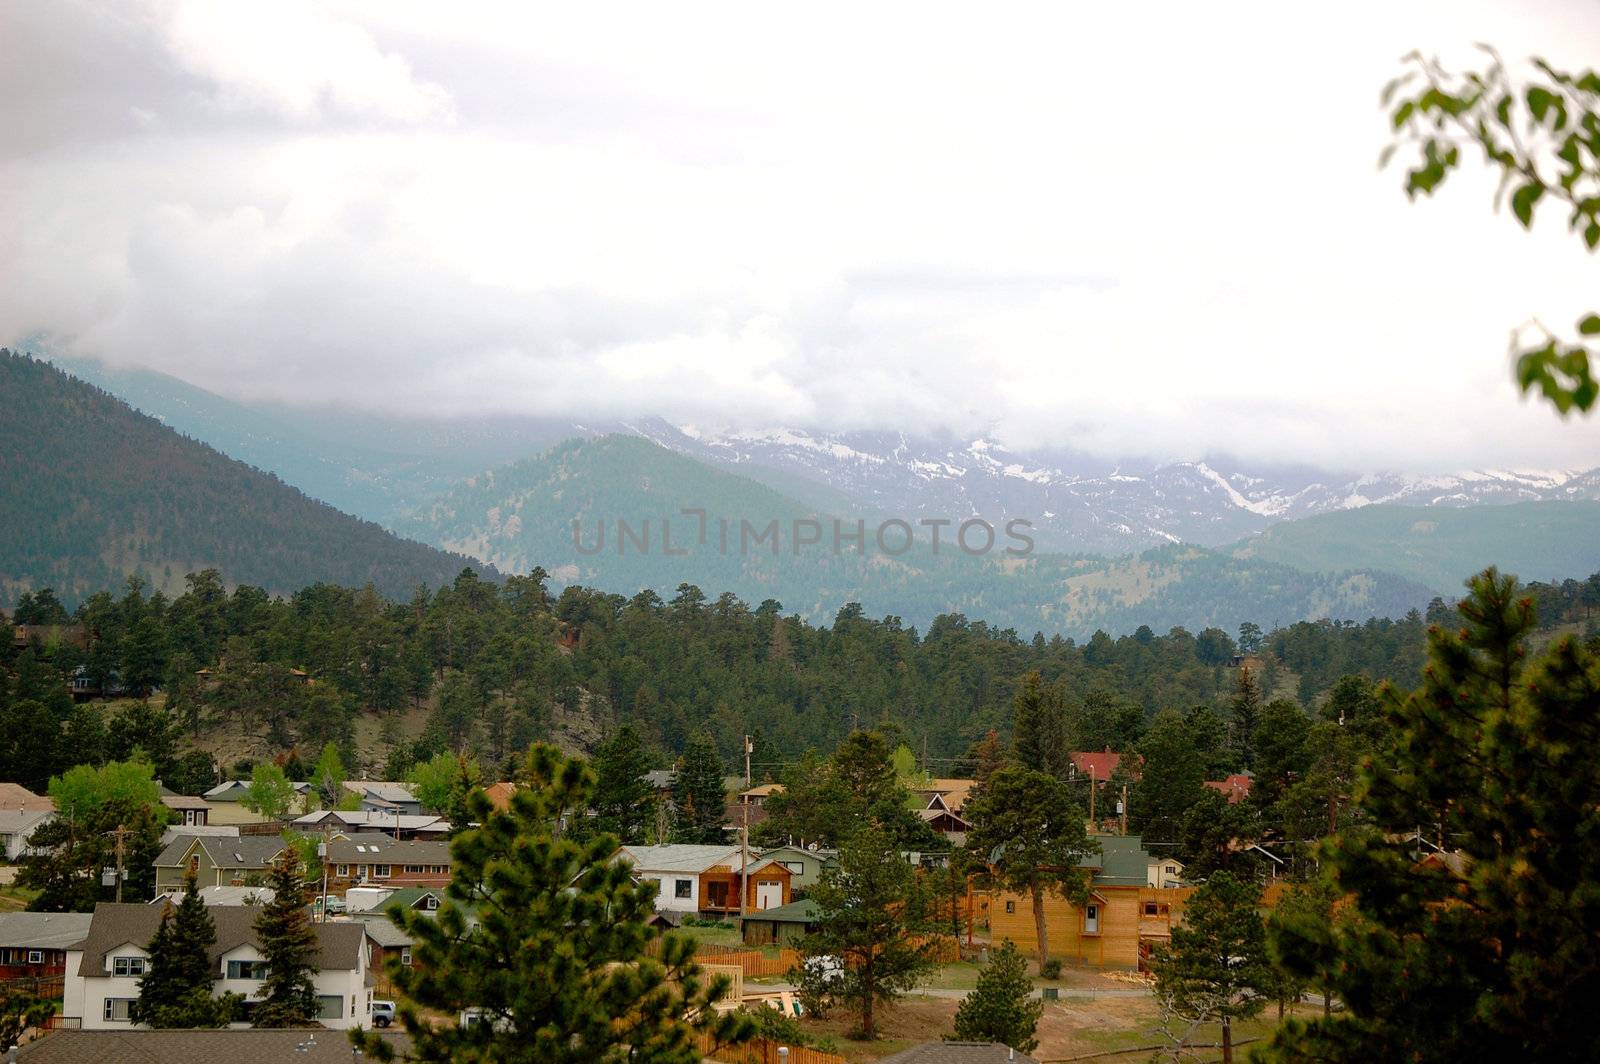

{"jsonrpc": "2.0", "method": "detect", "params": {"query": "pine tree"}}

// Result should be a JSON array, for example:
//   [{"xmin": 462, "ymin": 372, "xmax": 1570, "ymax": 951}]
[
  {"xmin": 1227, "ymin": 667, "xmax": 1261, "ymax": 770},
  {"xmin": 1263, "ymin": 569, "xmax": 1600, "ymax": 1063},
  {"xmin": 965, "ymin": 765, "xmax": 1097, "ymax": 964},
  {"xmin": 352, "ymin": 743, "xmax": 752, "ymax": 1063},
  {"xmin": 671, "ymin": 732, "xmax": 726, "ymax": 844},
  {"xmin": 1011, "ymin": 671, "xmax": 1068, "ymax": 778},
  {"xmin": 590, "ymin": 724, "xmax": 654, "ymax": 844},
  {"xmin": 132, "ymin": 871, "xmax": 238, "ymax": 1027},
  {"xmin": 798, "ymin": 825, "xmax": 938, "ymax": 1040},
  {"xmin": 951, "ymin": 940, "xmax": 1043, "ymax": 1054},
  {"xmin": 251, "ymin": 852, "xmax": 320, "ymax": 1027},
  {"xmin": 1154, "ymin": 871, "xmax": 1269, "ymax": 1064}
]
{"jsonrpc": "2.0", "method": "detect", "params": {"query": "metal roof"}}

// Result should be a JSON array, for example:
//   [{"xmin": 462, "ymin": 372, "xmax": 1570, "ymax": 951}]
[
  {"xmin": 618, "ymin": 844, "xmax": 741, "ymax": 873},
  {"xmin": 0, "ymin": 912, "xmax": 94, "ymax": 950}
]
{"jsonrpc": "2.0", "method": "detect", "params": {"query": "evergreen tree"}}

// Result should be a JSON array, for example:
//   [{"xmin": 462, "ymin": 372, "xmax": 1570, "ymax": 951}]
[
  {"xmin": 1011, "ymin": 671, "xmax": 1068, "ymax": 778},
  {"xmin": 132, "ymin": 871, "xmax": 238, "ymax": 1027},
  {"xmin": 965, "ymin": 766, "xmax": 1097, "ymax": 964},
  {"xmin": 797, "ymin": 825, "xmax": 937, "ymax": 1040},
  {"xmin": 1226, "ymin": 667, "xmax": 1262, "ymax": 770},
  {"xmin": 950, "ymin": 940, "xmax": 1043, "ymax": 1054},
  {"xmin": 1263, "ymin": 569, "xmax": 1600, "ymax": 1063},
  {"xmin": 251, "ymin": 852, "xmax": 320, "ymax": 1027},
  {"xmin": 671, "ymin": 732, "xmax": 727, "ymax": 844},
  {"xmin": 590, "ymin": 724, "xmax": 655, "ymax": 844},
  {"xmin": 1128, "ymin": 709, "xmax": 1206, "ymax": 848},
  {"xmin": 352, "ymin": 743, "xmax": 752, "ymax": 1063},
  {"xmin": 1154, "ymin": 871, "xmax": 1269, "ymax": 1064},
  {"xmin": 0, "ymin": 985, "xmax": 52, "ymax": 1052}
]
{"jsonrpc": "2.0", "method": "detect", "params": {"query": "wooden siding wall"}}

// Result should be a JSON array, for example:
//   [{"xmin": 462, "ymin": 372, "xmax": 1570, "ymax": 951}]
[{"xmin": 988, "ymin": 886, "xmax": 1192, "ymax": 968}]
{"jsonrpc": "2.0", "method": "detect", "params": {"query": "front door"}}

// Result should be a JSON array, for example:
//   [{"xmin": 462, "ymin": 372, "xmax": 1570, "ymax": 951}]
[{"xmin": 755, "ymin": 881, "xmax": 783, "ymax": 911}]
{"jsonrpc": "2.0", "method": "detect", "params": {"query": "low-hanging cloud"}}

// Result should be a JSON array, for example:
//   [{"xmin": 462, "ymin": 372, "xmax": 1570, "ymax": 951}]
[{"xmin": 2, "ymin": 0, "xmax": 1599, "ymax": 472}]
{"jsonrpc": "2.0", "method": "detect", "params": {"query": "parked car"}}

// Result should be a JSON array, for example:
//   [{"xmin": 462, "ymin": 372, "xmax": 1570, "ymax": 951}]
[{"xmin": 370, "ymin": 1000, "xmax": 396, "ymax": 1028}]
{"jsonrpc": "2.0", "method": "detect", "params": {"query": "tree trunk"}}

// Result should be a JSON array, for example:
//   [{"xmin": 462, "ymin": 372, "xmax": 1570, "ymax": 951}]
[
  {"xmin": 1032, "ymin": 882, "xmax": 1049, "ymax": 967},
  {"xmin": 861, "ymin": 954, "xmax": 875, "ymax": 1040},
  {"xmin": 1222, "ymin": 1016, "xmax": 1232, "ymax": 1064}
]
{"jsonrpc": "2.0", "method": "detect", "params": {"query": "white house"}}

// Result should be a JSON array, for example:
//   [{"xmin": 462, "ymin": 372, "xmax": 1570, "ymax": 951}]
[
  {"xmin": 63, "ymin": 902, "xmax": 374, "ymax": 1030},
  {"xmin": 0, "ymin": 809, "xmax": 54, "ymax": 861},
  {"xmin": 1147, "ymin": 855, "xmax": 1185, "ymax": 889}
]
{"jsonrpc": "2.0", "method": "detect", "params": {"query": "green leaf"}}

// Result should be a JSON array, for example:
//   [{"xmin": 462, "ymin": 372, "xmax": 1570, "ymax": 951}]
[
  {"xmin": 1511, "ymin": 182, "xmax": 1544, "ymax": 227},
  {"xmin": 1585, "ymin": 222, "xmax": 1600, "ymax": 250},
  {"xmin": 1527, "ymin": 86, "xmax": 1556, "ymax": 124},
  {"xmin": 1392, "ymin": 100, "xmax": 1415, "ymax": 129},
  {"xmin": 1495, "ymin": 94, "xmax": 1513, "ymax": 127},
  {"xmin": 1578, "ymin": 314, "xmax": 1600, "ymax": 336}
]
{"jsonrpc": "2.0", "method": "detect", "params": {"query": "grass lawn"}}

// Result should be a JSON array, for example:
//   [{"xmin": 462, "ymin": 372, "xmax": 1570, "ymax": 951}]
[
  {"xmin": 674, "ymin": 923, "xmax": 750, "ymax": 951},
  {"xmin": 0, "ymin": 881, "xmax": 39, "ymax": 911}
]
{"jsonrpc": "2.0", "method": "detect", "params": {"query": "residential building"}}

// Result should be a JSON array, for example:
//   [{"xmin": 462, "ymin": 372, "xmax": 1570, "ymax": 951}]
[
  {"xmin": 0, "ymin": 782, "xmax": 54, "ymax": 812},
  {"xmin": 740, "ymin": 898, "xmax": 819, "ymax": 947},
  {"xmin": 290, "ymin": 810, "xmax": 450, "ymax": 839},
  {"xmin": 737, "ymin": 783, "xmax": 783, "ymax": 806},
  {"xmin": 756, "ymin": 844, "xmax": 837, "ymax": 895},
  {"xmin": 158, "ymin": 824, "xmax": 239, "ymax": 848},
  {"xmin": 153, "ymin": 835, "xmax": 286, "ymax": 894},
  {"xmin": 149, "ymin": 886, "xmax": 274, "ymax": 908},
  {"xmin": 61, "ymin": 902, "xmax": 375, "ymax": 1029},
  {"xmin": 910, "ymin": 778, "xmax": 977, "ymax": 817},
  {"xmin": 1068, "ymin": 750, "xmax": 1123, "ymax": 782},
  {"xmin": 201, "ymin": 780, "xmax": 312, "ymax": 826},
  {"xmin": 0, "ymin": 912, "xmax": 93, "ymax": 981},
  {"xmin": 1204, "ymin": 774, "xmax": 1253, "ymax": 804},
  {"xmin": 1147, "ymin": 855, "xmax": 1185, "ymax": 888},
  {"xmin": 988, "ymin": 834, "xmax": 1191, "ymax": 969},
  {"xmin": 160, "ymin": 793, "xmax": 212, "ymax": 828},
  {"xmin": 642, "ymin": 769, "xmax": 675, "ymax": 798},
  {"xmin": 342, "ymin": 781, "xmax": 424, "ymax": 816},
  {"xmin": 324, "ymin": 834, "xmax": 451, "ymax": 895},
  {"xmin": 0, "ymin": 808, "xmax": 55, "ymax": 861},
  {"xmin": 482, "ymin": 781, "xmax": 517, "ymax": 811},
  {"xmin": 618, "ymin": 844, "xmax": 792, "ymax": 916},
  {"xmin": 14, "ymin": 1029, "xmax": 410, "ymax": 1064}
]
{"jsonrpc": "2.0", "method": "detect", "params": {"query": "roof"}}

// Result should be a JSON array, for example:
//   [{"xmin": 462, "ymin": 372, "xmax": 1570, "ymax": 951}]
[
  {"xmin": 154, "ymin": 834, "xmax": 285, "ymax": 869},
  {"xmin": 150, "ymin": 886, "xmax": 275, "ymax": 907},
  {"xmin": 0, "ymin": 782, "xmax": 54, "ymax": 811},
  {"xmin": 383, "ymin": 887, "xmax": 446, "ymax": 910},
  {"xmin": 743, "ymin": 898, "xmax": 818, "ymax": 924},
  {"xmin": 326, "ymin": 833, "xmax": 451, "ymax": 865},
  {"xmin": 0, "ymin": 912, "xmax": 93, "ymax": 950},
  {"xmin": 1204, "ymin": 774, "xmax": 1253, "ymax": 804},
  {"xmin": 0, "ymin": 808, "xmax": 54, "ymax": 835},
  {"xmin": 920, "ymin": 778, "xmax": 977, "ymax": 812},
  {"xmin": 353, "ymin": 914, "xmax": 415, "ymax": 948},
  {"xmin": 203, "ymin": 780, "xmax": 311, "ymax": 801},
  {"xmin": 1069, "ymin": 751, "xmax": 1122, "ymax": 781},
  {"xmin": 15, "ymin": 1029, "xmax": 410, "ymax": 1064},
  {"xmin": 159, "ymin": 825, "xmax": 239, "ymax": 846},
  {"xmin": 739, "ymin": 783, "xmax": 784, "ymax": 798},
  {"xmin": 1079, "ymin": 834, "xmax": 1157, "ymax": 887},
  {"xmin": 482, "ymin": 781, "xmax": 518, "ymax": 810},
  {"xmin": 343, "ymin": 780, "xmax": 418, "ymax": 804},
  {"xmin": 642, "ymin": 769, "xmax": 676, "ymax": 789},
  {"xmin": 74, "ymin": 903, "xmax": 368, "ymax": 976},
  {"xmin": 618, "ymin": 844, "xmax": 741, "ymax": 874},
  {"xmin": 877, "ymin": 1043, "xmax": 1041, "ymax": 1064},
  {"xmin": 159, "ymin": 794, "xmax": 211, "ymax": 811},
  {"xmin": 291, "ymin": 810, "xmax": 449, "ymax": 832}
]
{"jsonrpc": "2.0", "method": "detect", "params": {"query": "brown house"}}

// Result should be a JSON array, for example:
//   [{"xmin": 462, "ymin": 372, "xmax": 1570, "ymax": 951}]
[
  {"xmin": 0, "ymin": 912, "xmax": 92, "ymax": 982},
  {"xmin": 618, "ymin": 844, "xmax": 793, "ymax": 916},
  {"xmin": 988, "ymin": 835, "xmax": 1192, "ymax": 970},
  {"xmin": 325, "ymin": 834, "xmax": 451, "ymax": 896}
]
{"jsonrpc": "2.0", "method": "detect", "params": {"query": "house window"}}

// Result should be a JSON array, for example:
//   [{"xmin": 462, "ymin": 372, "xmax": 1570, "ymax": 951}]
[
  {"xmin": 1084, "ymin": 904, "xmax": 1100, "ymax": 935},
  {"xmin": 226, "ymin": 960, "xmax": 269, "ymax": 979},
  {"xmin": 357, "ymin": 865, "xmax": 368, "ymax": 878},
  {"xmin": 374, "ymin": 865, "xmax": 392, "ymax": 879},
  {"xmin": 782, "ymin": 861, "xmax": 804, "ymax": 874},
  {"xmin": 112, "ymin": 956, "xmax": 146, "ymax": 977},
  {"xmin": 674, "ymin": 879, "xmax": 693, "ymax": 899},
  {"xmin": 423, "ymin": 895, "xmax": 439, "ymax": 910},
  {"xmin": 1165, "ymin": 865, "xmax": 1178, "ymax": 875},
  {"xmin": 102, "ymin": 998, "xmax": 134, "ymax": 1022},
  {"xmin": 337, "ymin": 865, "xmax": 349, "ymax": 877},
  {"xmin": 189, "ymin": 854, "xmax": 200, "ymax": 872},
  {"xmin": 405, "ymin": 865, "xmax": 424, "ymax": 874},
  {"xmin": 1004, "ymin": 900, "xmax": 1015, "ymax": 914},
  {"xmin": 1144, "ymin": 902, "xmax": 1159, "ymax": 916},
  {"xmin": 27, "ymin": 950, "xmax": 44, "ymax": 964},
  {"xmin": 316, "ymin": 995, "xmax": 343, "ymax": 1020},
  {"xmin": 400, "ymin": 947, "xmax": 413, "ymax": 966}
]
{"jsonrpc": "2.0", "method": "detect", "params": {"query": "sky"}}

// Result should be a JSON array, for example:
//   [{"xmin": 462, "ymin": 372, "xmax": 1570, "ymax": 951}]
[{"xmin": 3, "ymin": 1, "xmax": 1599, "ymax": 472}]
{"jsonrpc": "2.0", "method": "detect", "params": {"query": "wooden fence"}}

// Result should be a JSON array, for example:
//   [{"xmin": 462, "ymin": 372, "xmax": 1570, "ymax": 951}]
[
  {"xmin": 692, "ymin": 944, "xmax": 802, "ymax": 979},
  {"xmin": 1, "ymin": 975, "xmax": 63, "ymax": 999},
  {"xmin": 698, "ymin": 1032, "xmax": 847, "ymax": 1064}
]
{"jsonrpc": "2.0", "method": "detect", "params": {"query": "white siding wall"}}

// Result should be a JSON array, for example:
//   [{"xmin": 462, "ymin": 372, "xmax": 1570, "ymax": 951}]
[{"xmin": 646, "ymin": 873, "xmax": 700, "ymax": 913}]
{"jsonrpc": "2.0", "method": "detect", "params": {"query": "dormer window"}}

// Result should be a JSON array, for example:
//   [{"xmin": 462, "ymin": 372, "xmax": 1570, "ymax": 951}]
[{"xmin": 189, "ymin": 854, "xmax": 201, "ymax": 872}]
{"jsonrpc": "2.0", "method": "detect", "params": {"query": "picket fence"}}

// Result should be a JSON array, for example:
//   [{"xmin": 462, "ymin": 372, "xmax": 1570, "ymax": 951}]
[{"xmin": 697, "ymin": 1032, "xmax": 847, "ymax": 1064}]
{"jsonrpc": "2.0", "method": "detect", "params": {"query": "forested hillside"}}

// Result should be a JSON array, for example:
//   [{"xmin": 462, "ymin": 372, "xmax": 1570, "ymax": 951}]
[{"xmin": 0, "ymin": 352, "xmax": 492, "ymax": 602}]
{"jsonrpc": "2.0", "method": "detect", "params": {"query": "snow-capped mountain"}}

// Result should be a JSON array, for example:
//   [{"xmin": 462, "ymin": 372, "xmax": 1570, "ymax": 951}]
[{"xmin": 620, "ymin": 421, "xmax": 1600, "ymax": 555}]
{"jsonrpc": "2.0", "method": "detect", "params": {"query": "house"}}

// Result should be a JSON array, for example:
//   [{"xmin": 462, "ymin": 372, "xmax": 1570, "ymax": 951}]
[
  {"xmin": 149, "ymin": 885, "xmax": 274, "ymax": 908},
  {"xmin": 917, "ymin": 806, "xmax": 971, "ymax": 845},
  {"xmin": 642, "ymin": 769, "xmax": 676, "ymax": 798},
  {"xmin": 160, "ymin": 793, "xmax": 212, "ymax": 828},
  {"xmin": 380, "ymin": 886, "xmax": 447, "ymax": 913},
  {"xmin": 1147, "ymin": 855, "xmax": 1185, "ymax": 888},
  {"xmin": 159, "ymin": 824, "xmax": 239, "ymax": 847},
  {"xmin": 290, "ymin": 810, "xmax": 450, "ymax": 839},
  {"xmin": 618, "ymin": 844, "xmax": 793, "ymax": 916},
  {"xmin": 201, "ymin": 780, "xmax": 312, "ymax": 825},
  {"xmin": 755, "ymin": 844, "xmax": 837, "ymax": 895},
  {"xmin": 0, "ymin": 808, "xmax": 56, "ymax": 861},
  {"xmin": 153, "ymin": 835, "xmax": 286, "ymax": 894},
  {"xmin": 0, "ymin": 912, "xmax": 93, "ymax": 981},
  {"xmin": 877, "ymin": 1044, "xmax": 1041, "ymax": 1064},
  {"xmin": 342, "ymin": 780, "xmax": 425, "ymax": 816},
  {"xmin": 988, "ymin": 834, "xmax": 1191, "ymax": 969},
  {"xmin": 1204, "ymin": 774, "xmax": 1253, "ymax": 804},
  {"xmin": 737, "ymin": 783, "xmax": 784, "ymax": 806},
  {"xmin": 13, "ymin": 1029, "xmax": 411, "ymax": 1064},
  {"xmin": 357, "ymin": 914, "xmax": 415, "ymax": 991},
  {"xmin": 1068, "ymin": 750, "xmax": 1123, "ymax": 782},
  {"xmin": 68, "ymin": 666, "xmax": 125, "ymax": 701},
  {"xmin": 911, "ymin": 778, "xmax": 977, "ymax": 816},
  {"xmin": 324, "ymin": 834, "xmax": 451, "ymax": 895},
  {"xmin": 61, "ymin": 902, "xmax": 375, "ymax": 1029},
  {"xmin": 740, "ymin": 898, "xmax": 819, "ymax": 947},
  {"xmin": 482, "ymin": 781, "xmax": 518, "ymax": 811},
  {"xmin": 0, "ymin": 782, "xmax": 54, "ymax": 812}
]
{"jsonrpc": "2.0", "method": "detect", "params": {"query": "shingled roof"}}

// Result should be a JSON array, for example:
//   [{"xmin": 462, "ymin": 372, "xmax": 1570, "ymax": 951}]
[
  {"xmin": 154, "ymin": 834, "xmax": 286, "ymax": 869},
  {"xmin": 73, "ymin": 903, "xmax": 367, "ymax": 977},
  {"xmin": 16, "ymin": 1029, "xmax": 410, "ymax": 1063},
  {"xmin": 0, "ymin": 912, "xmax": 93, "ymax": 950},
  {"xmin": 325, "ymin": 833, "xmax": 451, "ymax": 866}
]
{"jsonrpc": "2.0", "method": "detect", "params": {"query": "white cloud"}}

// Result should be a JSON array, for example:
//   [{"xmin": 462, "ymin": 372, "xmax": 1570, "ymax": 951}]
[{"xmin": 1, "ymin": 0, "xmax": 1598, "ymax": 472}]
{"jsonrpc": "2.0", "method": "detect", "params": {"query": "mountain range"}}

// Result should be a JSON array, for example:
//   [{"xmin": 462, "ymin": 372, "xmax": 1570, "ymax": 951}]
[{"xmin": 14, "ymin": 353, "xmax": 1600, "ymax": 637}]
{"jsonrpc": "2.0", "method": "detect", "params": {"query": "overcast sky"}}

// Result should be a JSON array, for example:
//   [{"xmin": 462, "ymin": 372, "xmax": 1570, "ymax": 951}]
[{"xmin": 3, "ymin": 1, "xmax": 1599, "ymax": 471}]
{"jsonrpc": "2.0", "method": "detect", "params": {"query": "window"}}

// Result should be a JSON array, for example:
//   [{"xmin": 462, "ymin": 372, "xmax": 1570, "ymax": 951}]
[
  {"xmin": 317, "ymin": 995, "xmax": 343, "ymax": 1020},
  {"xmin": 1165, "ymin": 865, "xmax": 1178, "ymax": 875},
  {"xmin": 227, "ymin": 960, "xmax": 269, "ymax": 979},
  {"xmin": 336, "ymin": 865, "xmax": 349, "ymax": 877},
  {"xmin": 1084, "ymin": 904, "xmax": 1100, "ymax": 935},
  {"xmin": 405, "ymin": 865, "xmax": 424, "ymax": 874},
  {"xmin": 189, "ymin": 854, "xmax": 200, "ymax": 872},
  {"xmin": 374, "ymin": 865, "xmax": 392, "ymax": 879},
  {"xmin": 422, "ymin": 895, "xmax": 439, "ymax": 911},
  {"xmin": 357, "ymin": 865, "xmax": 368, "ymax": 878},
  {"xmin": 112, "ymin": 956, "xmax": 146, "ymax": 977},
  {"xmin": 1144, "ymin": 902, "xmax": 1159, "ymax": 916},
  {"xmin": 1004, "ymin": 900, "xmax": 1015, "ymax": 914},
  {"xmin": 27, "ymin": 950, "xmax": 43, "ymax": 964},
  {"xmin": 674, "ymin": 879, "xmax": 693, "ymax": 899},
  {"xmin": 102, "ymin": 998, "xmax": 134, "ymax": 1022},
  {"xmin": 782, "ymin": 861, "xmax": 804, "ymax": 874},
  {"xmin": 400, "ymin": 947, "xmax": 413, "ymax": 966}
]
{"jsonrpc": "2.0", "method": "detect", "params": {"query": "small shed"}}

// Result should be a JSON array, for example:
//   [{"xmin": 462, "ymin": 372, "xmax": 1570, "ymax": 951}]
[{"xmin": 741, "ymin": 898, "xmax": 819, "ymax": 947}]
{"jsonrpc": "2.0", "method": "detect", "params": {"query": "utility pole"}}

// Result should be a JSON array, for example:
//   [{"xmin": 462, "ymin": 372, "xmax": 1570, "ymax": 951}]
[
  {"xmin": 739, "ymin": 735, "xmax": 752, "ymax": 923},
  {"xmin": 320, "ymin": 821, "xmax": 332, "ymax": 923},
  {"xmin": 109, "ymin": 824, "xmax": 130, "ymax": 903},
  {"xmin": 1088, "ymin": 769, "xmax": 1096, "ymax": 829},
  {"xmin": 1120, "ymin": 783, "xmax": 1128, "ymax": 836}
]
